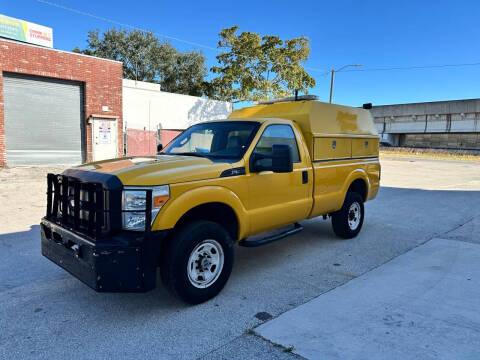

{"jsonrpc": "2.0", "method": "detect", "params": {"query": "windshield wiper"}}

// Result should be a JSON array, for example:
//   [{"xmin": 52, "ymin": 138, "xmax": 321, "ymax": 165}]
[{"xmin": 171, "ymin": 152, "xmax": 208, "ymax": 158}]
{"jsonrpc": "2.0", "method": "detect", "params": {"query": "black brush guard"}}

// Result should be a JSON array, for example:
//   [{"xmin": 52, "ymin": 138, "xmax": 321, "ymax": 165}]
[{"xmin": 41, "ymin": 172, "xmax": 168, "ymax": 292}]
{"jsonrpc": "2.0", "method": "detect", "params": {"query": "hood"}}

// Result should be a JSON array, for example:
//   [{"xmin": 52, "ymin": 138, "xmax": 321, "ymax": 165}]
[{"xmin": 75, "ymin": 155, "xmax": 235, "ymax": 186}]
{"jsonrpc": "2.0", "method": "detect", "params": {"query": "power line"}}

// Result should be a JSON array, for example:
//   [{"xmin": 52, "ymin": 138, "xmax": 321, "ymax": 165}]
[
  {"xmin": 32, "ymin": 2, "xmax": 343, "ymax": 74},
  {"xmin": 36, "ymin": 0, "xmax": 218, "ymax": 51},
  {"xmin": 306, "ymin": 62, "xmax": 480, "ymax": 78},
  {"xmin": 33, "ymin": 0, "xmax": 480, "ymax": 75},
  {"xmin": 34, "ymin": 1, "xmax": 328, "ymax": 72},
  {"xmin": 304, "ymin": 66, "xmax": 328, "ymax": 74},
  {"xmin": 342, "ymin": 62, "xmax": 480, "ymax": 72},
  {"xmin": 308, "ymin": 62, "xmax": 480, "ymax": 75}
]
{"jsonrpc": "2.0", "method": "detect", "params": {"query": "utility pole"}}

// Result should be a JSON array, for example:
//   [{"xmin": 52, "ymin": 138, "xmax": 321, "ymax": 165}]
[
  {"xmin": 329, "ymin": 70, "xmax": 335, "ymax": 104},
  {"xmin": 329, "ymin": 64, "xmax": 362, "ymax": 103}
]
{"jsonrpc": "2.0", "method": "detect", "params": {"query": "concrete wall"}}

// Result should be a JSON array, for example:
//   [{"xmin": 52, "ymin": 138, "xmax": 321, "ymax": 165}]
[
  {"xmin": 403, "ymin": 133, "xmax": 480, "ymax": 150},
  {"xmin": 371, "ymin": 99, "xmax": 480, "ymax": 149},
  {"xmin": 122, "ymin": 79, "xmax": 232, "ymax": 155},
  {"xmin": 123, "ymin": 79, "xmax": 232, "ymax": 131}
]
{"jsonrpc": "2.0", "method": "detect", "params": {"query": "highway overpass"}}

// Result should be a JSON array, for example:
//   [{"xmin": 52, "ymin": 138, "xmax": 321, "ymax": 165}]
[{"xmin": 371, "ymin": 98, "xmax": 480, "ymax": 150}]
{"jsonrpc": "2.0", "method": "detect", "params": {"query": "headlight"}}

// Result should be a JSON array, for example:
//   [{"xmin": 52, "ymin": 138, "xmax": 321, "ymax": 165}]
[{"xmin": 122, "ymin": 185, "xmax": 169, "ymax": 231}]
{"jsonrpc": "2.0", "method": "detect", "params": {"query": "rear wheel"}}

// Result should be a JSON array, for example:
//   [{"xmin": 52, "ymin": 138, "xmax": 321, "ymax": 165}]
[
  {"xmin": 161, "ymin": 220, "xmax": 234, "ymax": 304},
  {"xmin": 331, "ymin": 192, "xmax": 364, "ymax": 239}
]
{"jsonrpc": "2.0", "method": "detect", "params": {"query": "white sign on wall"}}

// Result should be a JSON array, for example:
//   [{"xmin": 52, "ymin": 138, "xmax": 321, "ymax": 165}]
[{"xmin": 99, "ymin": 121, "xmax": 112, "ymax": 144}]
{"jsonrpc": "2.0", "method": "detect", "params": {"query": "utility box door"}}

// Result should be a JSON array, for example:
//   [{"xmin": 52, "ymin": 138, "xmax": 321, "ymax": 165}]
[
  {"xmin": 351, "ymin": 138, "xmax": 379, "ymax": 157},
  {"xmin": 92, "ymin": 118, "xmax": 118, "ymax": 161},
  {"xmin": 314, "ymin": 137, "xmax": 351, "ymax": 161}
]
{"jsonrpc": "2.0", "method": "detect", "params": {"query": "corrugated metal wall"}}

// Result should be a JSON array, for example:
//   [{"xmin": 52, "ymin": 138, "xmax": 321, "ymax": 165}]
[{"xmin": 3, "ymin": 73, "xmax": 84, "ymax": 166}]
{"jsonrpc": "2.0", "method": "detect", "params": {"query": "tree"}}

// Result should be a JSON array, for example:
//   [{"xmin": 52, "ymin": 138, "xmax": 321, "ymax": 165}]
[
  {"xmin": 73, "ymin": 29, "xmax": 207, "ymax": 96},
  {"xmin": 161, "ymin": 51, "xmax": 208, "ymax": 96},
  {"xmin": 209, "ymin": 26, "xmax": 315, "ymax": 103}
]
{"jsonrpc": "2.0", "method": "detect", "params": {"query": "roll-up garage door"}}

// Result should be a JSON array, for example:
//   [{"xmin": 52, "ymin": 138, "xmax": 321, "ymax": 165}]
[{"xmin": 3, "ymin": 73, "xmax": 84, "ymax": 166}]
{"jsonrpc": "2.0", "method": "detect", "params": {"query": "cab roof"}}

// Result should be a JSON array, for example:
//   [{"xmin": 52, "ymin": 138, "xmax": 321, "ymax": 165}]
[{"xmin": 228, "ymin": 99, "xmax": 378, "ymax": 137}]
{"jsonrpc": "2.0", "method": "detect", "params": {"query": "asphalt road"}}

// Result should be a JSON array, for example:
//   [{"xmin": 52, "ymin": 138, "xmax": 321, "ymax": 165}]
[{"xmin": 1, "ymin": 157, "xmax": 479, "ymax": 360}]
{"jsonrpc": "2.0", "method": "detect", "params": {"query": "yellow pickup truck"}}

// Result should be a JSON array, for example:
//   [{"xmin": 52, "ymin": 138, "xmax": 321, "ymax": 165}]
[{"xmin": 41, "ymin": 96, "xmax": 380, "ymax": 304}]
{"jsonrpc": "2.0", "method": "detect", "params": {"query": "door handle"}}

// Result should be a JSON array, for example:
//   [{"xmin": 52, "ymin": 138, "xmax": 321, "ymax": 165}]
[{"xmin": 302, "ymin": 171, "xmax": 308, "ymax": 184}]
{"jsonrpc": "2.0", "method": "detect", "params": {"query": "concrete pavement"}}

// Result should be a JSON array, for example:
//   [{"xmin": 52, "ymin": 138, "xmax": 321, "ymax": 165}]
[
  {"xmin": 0, "ymin": 158, "xmax": 479, "ymax": 359},
  {"xmin": 256, "ymin": 238, "xmax": 480, "ymax": 359}
]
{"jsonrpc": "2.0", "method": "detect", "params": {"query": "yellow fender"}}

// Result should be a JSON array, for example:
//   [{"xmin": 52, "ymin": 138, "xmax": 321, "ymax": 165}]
[
  {"xmin": 340, "ymin": 169, "xmax": 371, "ymax": 204},
  {"xmin": 152, "ymin": 185, "xmax": 249, "ymax": 239}
]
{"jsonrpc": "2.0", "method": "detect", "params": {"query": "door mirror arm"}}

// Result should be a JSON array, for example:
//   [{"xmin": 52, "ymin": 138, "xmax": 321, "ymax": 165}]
[{"xmin": 249, "ymin": 152, "xmax": 267, "ymax": 172}]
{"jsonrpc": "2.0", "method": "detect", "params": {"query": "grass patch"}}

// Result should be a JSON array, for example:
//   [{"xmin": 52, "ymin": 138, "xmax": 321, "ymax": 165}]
[{"xmin": 380, "ymin": 146, "xmax": 480, "ymax": 161}]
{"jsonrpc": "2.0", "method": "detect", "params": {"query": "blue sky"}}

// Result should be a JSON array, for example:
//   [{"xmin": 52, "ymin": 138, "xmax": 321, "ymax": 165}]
[{"xmin": 2, "ymin": 0, "xmax": 480, "ymax": 107}]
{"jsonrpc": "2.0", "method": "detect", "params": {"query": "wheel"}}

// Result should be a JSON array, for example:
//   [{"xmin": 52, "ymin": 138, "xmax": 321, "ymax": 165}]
[
  {"xmin": 331, "ymin": 192, "xmax": 364, "ymax": 239},
  {"xmin": 160, "ymin": 220, "xmax": 234, "ymax": 304}
]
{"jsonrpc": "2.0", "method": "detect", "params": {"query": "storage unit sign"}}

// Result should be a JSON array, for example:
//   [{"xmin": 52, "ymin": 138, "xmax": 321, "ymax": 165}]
[{"xmin": 0, "ymin": 14, "xmax": 53, "ymax": 48}]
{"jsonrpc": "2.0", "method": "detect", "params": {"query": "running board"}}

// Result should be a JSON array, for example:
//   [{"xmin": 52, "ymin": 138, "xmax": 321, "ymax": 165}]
[{"xmin": 238, "ymin": 223, "xmax": 303, "ymax": 247}]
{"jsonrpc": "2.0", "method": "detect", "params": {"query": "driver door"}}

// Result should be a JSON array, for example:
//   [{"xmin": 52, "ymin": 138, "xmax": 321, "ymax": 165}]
[{"xmin": 246, "ymin": 124, "xmax": 312, "ymax": 234}]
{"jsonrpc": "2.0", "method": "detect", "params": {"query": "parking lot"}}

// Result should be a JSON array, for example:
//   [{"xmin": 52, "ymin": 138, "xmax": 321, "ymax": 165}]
[{"xmin": 1, "ymin": 157, "xmax": 479, "ymax": 359}]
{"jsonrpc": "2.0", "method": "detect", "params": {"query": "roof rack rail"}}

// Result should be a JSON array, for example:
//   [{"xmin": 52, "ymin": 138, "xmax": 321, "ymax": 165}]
[{"xmin": 256, "ymin": 95, "xmax": 319, "ymax": 105}]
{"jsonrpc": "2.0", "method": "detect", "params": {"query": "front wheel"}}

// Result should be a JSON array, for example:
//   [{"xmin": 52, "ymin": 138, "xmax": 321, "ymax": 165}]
[
  {"xmin": 331, "ymin": 192, "xmax": 364, "ymax": 239},
  {"xmin": 161, "ymin": 220, "xmax": 234, "ymax": 304}
]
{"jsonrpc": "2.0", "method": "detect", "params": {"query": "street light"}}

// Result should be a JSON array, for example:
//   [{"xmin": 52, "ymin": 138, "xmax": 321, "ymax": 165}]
[{"xmin": 329, "ymin": 64, "xmax": 362, "ymax": 103}]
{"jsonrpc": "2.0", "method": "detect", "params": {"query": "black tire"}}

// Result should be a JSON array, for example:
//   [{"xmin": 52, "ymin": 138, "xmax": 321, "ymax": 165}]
[
  {"xmin": 160, "ymin": 220, "xmax": 234, "ymax": 304},
  {"xmin": 331, "ymin": 192, "xmax": 364, "ymax": 239}
]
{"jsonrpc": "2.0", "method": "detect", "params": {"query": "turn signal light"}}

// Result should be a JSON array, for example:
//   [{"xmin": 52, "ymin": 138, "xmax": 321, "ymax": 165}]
[{"xmin": 154, "ymin": 195, "xmax": 169, "ymax": 207}]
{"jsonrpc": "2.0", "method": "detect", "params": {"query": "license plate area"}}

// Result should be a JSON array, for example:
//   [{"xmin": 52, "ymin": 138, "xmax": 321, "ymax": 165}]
[{"xmin": 42, "ymin": 223, "xmax": 84, "ymax": 259}]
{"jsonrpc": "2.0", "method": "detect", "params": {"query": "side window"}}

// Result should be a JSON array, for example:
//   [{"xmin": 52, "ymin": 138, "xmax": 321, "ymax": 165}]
[{"xmin": 254, "ymin": 124, "xmax": 300, "ymax": 162}]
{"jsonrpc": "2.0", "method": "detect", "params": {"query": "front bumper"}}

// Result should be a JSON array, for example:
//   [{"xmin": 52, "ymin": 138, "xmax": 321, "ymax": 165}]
[{"xmin": 41, "ymin": 218, "xmax": 168, "ymax": 292}]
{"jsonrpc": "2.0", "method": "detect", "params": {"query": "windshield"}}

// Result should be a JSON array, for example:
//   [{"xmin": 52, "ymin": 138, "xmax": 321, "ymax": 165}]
[{"xmin": 163, "ymin": 121, "xmax": 260, "ymax": 160}]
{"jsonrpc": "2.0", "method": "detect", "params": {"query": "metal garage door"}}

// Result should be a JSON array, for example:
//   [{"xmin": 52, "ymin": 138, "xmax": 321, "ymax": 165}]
[{"xmin": 3, "ymin": 73, "xmax": 84, "ymax": 166}]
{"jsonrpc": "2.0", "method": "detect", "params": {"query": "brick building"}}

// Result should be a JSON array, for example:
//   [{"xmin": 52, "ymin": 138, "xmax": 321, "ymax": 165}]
[{"xmin": 0, "ymin": 38, "xmax": 123, "ymax": 166}]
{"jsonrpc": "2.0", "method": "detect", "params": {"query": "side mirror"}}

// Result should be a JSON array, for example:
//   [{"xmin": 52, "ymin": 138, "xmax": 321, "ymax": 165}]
[
  {"xmin": 271, "ymin": 144, "xmax": 293, "ymax": 173},
  {"xmin": 157, "ymin": 144, "xmax": 163, "ymax": 154},
  {"xmin": 250, "ymin": 144, "xmax": 293, "ymax": 173}
]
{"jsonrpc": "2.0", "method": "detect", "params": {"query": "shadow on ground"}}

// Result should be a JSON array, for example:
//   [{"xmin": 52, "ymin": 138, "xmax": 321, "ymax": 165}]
[{"xmin": 0, "ymin": 186, "xmax": 478, "ymax": 359}]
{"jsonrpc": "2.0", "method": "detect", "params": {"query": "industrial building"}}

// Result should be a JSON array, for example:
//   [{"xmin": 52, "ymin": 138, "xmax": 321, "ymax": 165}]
[
  {"xmin": 122, "ymin": 79, "xmax": 232, "ymax": 156},
  {"xmin": 371, "ymin": 99, "xmax": 480, "ymax": 150}
]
